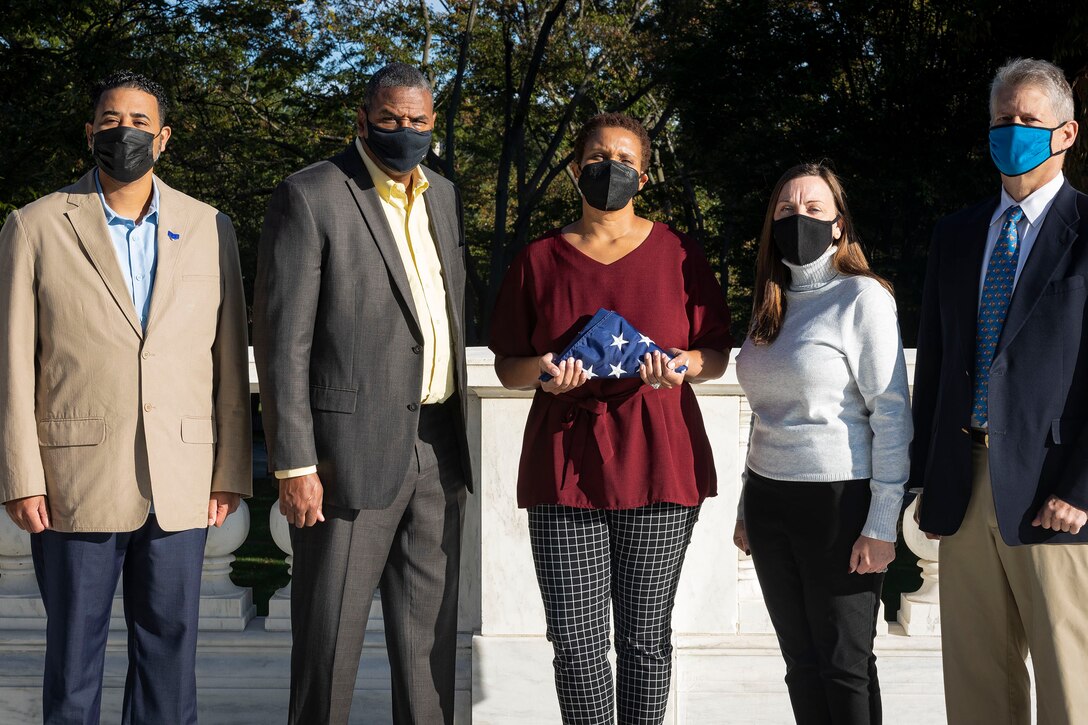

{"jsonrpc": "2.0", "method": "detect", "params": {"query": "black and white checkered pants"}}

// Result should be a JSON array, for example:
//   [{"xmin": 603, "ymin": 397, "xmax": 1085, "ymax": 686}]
[{"xmin": 528, "ymin": 502, "xmax": 701, "ymax": 725}]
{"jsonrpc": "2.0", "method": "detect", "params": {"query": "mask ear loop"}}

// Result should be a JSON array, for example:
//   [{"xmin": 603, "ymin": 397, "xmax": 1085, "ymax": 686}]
[
  {"xmin": 1052, "ymin": 121, "xmax": 1074, "ymax": 156},
  {"xmin": 830, "ymin": 213, "xmax": 850, "ymax": 245}
]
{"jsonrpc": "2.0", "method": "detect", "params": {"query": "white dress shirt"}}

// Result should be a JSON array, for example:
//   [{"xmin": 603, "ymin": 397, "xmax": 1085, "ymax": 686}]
[{"xmin": 978, "ymin": 171, "xmax": 1065, "ymax": 308}]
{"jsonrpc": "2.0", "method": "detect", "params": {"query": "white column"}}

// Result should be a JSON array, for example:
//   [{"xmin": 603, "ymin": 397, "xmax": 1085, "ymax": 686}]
[
  {"xmin": 734, "ymin": 399, "xmax": 773, "ymax": 635},
  {"xmin": 265, "ymin": 500, "xmax": 293, "ymax": 631},
  {"xmin": 898, "ymin": 497, "xmax": 941, "ymax": 635},
  {"xmin": 0, "ymin": 515, "xmax": 46, "ymax": 629},
  {"xmin": 199, "ymin": 500, "xmax": 256, "ymax": 631},
  {"xmin": 736, "ymin": 553, "xmax": 774, "ymax": 634},
  {"xmin": 265, "ymin": 500, "xmax": 383, "ymax": 632}
]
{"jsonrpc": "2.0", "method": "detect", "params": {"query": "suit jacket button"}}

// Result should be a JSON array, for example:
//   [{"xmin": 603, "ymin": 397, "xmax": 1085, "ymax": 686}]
[
  {"xmin": 143, "ymin": 403, "xmax": 153, "ymax": 412},
  {"xmin": 412, "ymin": 344, "xmax": 423, "ymax": 354},
  {"xmin": 408, "ymin": 403, "xmax": 419, "ymax": 412},
  {"xmin": 142, "ymin": 351, "xmax": 151, "ymax": 359}
]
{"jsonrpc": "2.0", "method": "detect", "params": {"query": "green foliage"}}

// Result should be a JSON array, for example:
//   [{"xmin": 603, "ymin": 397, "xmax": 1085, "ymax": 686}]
[
  {"xmin": 1, "ymin": 0, "xmax": 1085, "ymax": 344},
  {"xmin": 661, "ymin": 0, "xmax": 1088, "ymax": 342}
]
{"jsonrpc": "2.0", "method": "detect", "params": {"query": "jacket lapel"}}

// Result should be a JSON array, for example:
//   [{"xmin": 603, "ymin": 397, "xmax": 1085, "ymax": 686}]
[
  {"xmin": 64, "ymin": 172, "xmax": 143, "ymax": 338},
  {"xmin": 953, "ymin": 196, "xmax": 999, "ymax": 371},
  {"xmin": 995, "ymin": 181, "xmax": 1079, "ymax": 360},
  {"xmin": 341, "ymin": 147, "xmax": 424, "ymax": 341},
  {"xmin": 144, "ymin": 178, "xmax": 192, "ymax": 333}
]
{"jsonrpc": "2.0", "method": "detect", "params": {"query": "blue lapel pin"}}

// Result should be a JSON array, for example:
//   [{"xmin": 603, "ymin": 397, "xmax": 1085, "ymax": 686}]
[{"xmin": 167, "ymin": 230, "xmax": 180, "ymax": 240}]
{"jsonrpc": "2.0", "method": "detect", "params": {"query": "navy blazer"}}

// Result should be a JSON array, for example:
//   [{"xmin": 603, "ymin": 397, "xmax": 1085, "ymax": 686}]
[{"xmin": 910, "ymin": 179, "xmax": 1088, "ymax": 545}]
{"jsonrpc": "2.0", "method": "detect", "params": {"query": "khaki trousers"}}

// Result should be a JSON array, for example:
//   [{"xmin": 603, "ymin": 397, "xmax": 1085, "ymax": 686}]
[{"xmin": 940, "ymin": 442, "xmax": 1088, "ymax": 725}]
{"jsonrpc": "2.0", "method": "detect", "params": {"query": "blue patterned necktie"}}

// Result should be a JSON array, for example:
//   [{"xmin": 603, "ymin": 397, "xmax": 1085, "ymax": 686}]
[{"xmin": 973, "ymin": 205, "xmax": 1023, "ymax": 426}]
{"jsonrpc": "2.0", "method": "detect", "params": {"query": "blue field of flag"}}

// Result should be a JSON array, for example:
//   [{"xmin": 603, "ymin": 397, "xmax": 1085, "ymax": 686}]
[{"xmin": 539, "ymin": 308, "xmax": 687, "ymax": 382}]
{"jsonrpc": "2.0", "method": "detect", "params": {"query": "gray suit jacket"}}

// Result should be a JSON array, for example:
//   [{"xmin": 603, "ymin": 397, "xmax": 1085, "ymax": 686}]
[{"xmin": 253, "ymin": 145, "xmax": 472, "ymax": 509}]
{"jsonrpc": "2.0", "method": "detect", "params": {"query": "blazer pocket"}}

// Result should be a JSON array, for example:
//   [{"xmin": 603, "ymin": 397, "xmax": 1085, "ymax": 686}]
[
  {"xmin": 1051, "ymin": 418, "xmax": 1083, "ymax": 446},
  {"xmin": 37, "ymin": 418, "xmax": 106, "ymax": 447},
  {"xmin": 310, "ymin": 385, "xmax": 358, "ymax": 414},
  {"xmin": 1043, "ymin": 276, "xmax": 1085, "ymax": 295},
  {"xmin": 181, "ymin": 417, "xmax": 217, "ymax": 444}
]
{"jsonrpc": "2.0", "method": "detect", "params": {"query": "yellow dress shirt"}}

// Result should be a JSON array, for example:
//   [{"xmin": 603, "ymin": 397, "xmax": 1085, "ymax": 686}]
[{"xmin": 276, "ymin": 139, "xmax": 456, "ymax": 480}]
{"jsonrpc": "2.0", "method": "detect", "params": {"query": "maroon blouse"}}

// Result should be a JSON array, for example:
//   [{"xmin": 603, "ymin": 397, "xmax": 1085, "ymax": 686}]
[{"xmin": 489, "ymin": 222, "xmax": 732, "ymax": 510}]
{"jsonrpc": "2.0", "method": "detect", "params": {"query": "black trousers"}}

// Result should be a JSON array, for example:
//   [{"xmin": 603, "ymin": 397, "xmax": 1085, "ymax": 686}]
[
  {"xmin": 743, "ymin": 470, "xmax": 884, "ymax": 725},
  {"xmin": 527, "ymin": 503, "xmax": 700, "ymax": 725}
]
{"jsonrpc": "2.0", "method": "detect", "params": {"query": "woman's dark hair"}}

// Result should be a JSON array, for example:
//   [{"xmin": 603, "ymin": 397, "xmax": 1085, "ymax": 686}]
[
  {"xmin": 749, "ymin": 163, "xmax": 893, "ymax": 345},
  {"xmin": 572, "ymin": 112, "xmax": 652, "ymax": 172}
]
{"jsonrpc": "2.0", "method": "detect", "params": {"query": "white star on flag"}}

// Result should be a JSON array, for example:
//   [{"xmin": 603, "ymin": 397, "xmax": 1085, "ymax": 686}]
[
  {"xmin": 638, "ymin": 334, "xmax": 654, "ymax": 347},
  {"xmin": 610, "ymin": 333, "xmax": 628, "ymax": 350},
  {"xmin": 609, "ymin": 363, "xmax": 626, "ymax": 378},
  {"xmin": 583, "ymin": 364, "xmax": 597, "ymax": 380}
]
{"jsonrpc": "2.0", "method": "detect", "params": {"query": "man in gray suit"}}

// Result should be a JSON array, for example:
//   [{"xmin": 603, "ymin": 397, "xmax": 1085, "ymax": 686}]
[{"xmin": 253, "ymin": 63, "xmax": 472, "ymax": 725}]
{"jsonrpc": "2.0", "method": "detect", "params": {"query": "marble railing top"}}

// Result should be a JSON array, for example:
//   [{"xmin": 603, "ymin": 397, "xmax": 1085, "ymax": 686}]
[{"xmin": 248, "ymin": 347, "xmax": 919, "ymax": 397}]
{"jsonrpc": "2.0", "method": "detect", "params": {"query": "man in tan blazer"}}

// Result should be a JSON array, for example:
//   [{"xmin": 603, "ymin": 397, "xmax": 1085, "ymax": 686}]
[{"xmin": 0, "ymin": 71, "xmax": 252, "ymax": 724}]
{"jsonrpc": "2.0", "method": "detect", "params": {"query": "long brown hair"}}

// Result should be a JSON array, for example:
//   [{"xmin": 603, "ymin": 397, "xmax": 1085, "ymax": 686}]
[{"xmin": 749, "ymin": 163, "xmax": 893, "ymax": 345}]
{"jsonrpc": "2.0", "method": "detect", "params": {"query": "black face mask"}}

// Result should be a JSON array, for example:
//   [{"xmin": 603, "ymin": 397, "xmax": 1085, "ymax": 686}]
[
  {"xmin": 92, "ymin": 126, "xmax": 159, "ymax": 183},
  {"xmin": 364, "ymin": 121, "xmax": 432, "ymax": 174},
  {"xmin": 578, "ymin": 160, "xmax": 641, "ymax": 211},
  {"xmin": 772, "ymin": 213, "xmax": 840, "ymax": 266}
]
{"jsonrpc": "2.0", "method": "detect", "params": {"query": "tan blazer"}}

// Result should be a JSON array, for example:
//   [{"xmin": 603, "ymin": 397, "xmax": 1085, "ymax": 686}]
[{"xmin": 0, "ymin": 172, "xmax": 252, "ymax": 532}]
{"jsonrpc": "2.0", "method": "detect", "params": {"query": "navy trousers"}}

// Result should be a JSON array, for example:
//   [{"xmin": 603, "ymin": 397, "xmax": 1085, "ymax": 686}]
[{"xmin": 30, "ymin": 515, "xmax": 207, "ymax": 725}]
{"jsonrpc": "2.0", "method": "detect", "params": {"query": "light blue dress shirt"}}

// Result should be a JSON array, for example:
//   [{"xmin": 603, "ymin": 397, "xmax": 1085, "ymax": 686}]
[{"xmin": 94, "ymin": 169, "xmax": 159, "ymax": 329}]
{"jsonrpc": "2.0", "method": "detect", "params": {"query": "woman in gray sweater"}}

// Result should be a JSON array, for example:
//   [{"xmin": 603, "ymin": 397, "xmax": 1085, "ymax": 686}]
[{"xmin": 732, "ymin": 163, "xmax": 911, "ymax": 725}]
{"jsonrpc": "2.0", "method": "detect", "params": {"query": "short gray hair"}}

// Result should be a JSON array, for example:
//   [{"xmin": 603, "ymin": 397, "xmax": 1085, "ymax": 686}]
[
  {"xmin": 990, "ymin": 58, "xmax": 1075, "ymax": 124},
  {"xmin": 363, "ymin": 63, "xmax": 432, "ymax": 109}
]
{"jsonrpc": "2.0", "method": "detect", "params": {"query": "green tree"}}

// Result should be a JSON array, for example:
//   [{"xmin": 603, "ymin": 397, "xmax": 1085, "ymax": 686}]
[{"xmin": 661, "ymin": 0, "xmax": 1088, "ymax": 342}]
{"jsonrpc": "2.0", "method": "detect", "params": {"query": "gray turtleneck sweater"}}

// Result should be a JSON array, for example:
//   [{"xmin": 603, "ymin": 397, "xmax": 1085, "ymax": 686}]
[{"xmin": 735, "ymin": 248, "xmax": 912, "ymax": 542}]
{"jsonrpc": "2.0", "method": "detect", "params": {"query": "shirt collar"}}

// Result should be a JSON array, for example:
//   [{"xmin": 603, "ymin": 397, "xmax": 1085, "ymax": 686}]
[
  {"xmin": 94, "ymin": 168, "xmax": 160, "ymax": 226},
  {"xmin": 991, "ymin": 171, "xmax": 1064, "ymax": 228},
  {"xmin": 354, "ymin": 137, "xmax": 429, "ymax": 203}
]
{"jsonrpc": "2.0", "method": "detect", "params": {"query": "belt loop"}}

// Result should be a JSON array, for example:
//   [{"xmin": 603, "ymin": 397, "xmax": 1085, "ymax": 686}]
[{"xmin": 963, "ymin": 427, "xmax": 989, "ymax": 448}]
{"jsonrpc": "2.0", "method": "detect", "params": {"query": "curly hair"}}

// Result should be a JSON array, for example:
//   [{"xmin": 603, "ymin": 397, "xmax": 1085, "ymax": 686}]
[{"xmin": 572, "ymin": 112, "xmax": 652, "ymax": 172}]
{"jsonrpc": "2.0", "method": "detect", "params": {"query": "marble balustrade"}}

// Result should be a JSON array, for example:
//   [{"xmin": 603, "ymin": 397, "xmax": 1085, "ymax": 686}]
[{"xmin": 0, "ymin": 348, "xmax": 950, "ymax": 724}]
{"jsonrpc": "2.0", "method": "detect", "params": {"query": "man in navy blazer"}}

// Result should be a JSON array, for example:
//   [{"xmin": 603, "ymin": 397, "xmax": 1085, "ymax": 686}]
[{"xmin": 911, "ymin": 57, "xmax": 1088, "ymax": 724}]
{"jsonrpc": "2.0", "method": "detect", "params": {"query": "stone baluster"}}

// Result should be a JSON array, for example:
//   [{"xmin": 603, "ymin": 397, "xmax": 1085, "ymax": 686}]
[
  {"xmin": 199, "ymin": 500, "xmax": 256, "ymax": 631},
  {"xmin": 265, "ymin": 500, "xmax": 293, "ymax": 631},
  {"xmin": 0, "ymin": 514, "xmax": 46, "ymax": 629},
  {"xmin": 265, "ymin": 500, "xmax": 383, "ymax": 632},
  {"xmin": 897, "ymin": 497, "xmax": 940, "ymax": 635}
]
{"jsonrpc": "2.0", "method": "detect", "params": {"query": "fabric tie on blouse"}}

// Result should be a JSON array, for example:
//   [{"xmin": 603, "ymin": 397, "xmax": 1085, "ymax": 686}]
[{"xmin": 556, "ymin": 385, "xmax": 650, "ymax": 489}]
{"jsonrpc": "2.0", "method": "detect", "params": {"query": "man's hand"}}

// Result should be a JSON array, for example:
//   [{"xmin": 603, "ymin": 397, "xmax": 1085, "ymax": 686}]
[
  {"xmin": 1032, "ymin": 495, "xmax": 1088, "ymax": 535},
  {"xmin": 849, "ymin": 535, "xmax": 896, "ymax": 574},
  {"xmin": 280, "ymin": 473, "xmax": 325, "ymax": 528},
  {"xmin": 208, "ymin": 492, "xmax": 241, "ymax": 528},
  {"xmin": 4, "ymin": 495, "xmax": 51, "ymax": 533}
]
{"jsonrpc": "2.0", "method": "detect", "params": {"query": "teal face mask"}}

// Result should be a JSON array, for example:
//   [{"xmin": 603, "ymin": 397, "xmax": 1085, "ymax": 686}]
[{"xmin": 989, "ymin": 122, "xmax": 1068, "ymax": 177}]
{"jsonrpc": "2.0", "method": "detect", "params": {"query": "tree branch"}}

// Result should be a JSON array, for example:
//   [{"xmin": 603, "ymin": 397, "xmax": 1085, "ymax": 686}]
[{"xmin": 442, "ymin": 0, "xmax": 478, "ymax": 181}]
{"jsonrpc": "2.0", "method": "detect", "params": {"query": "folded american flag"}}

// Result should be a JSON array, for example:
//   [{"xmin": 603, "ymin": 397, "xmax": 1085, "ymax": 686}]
[{"xmin": 539, "ymin": 308, "xmax": 687, "ymax": 382}]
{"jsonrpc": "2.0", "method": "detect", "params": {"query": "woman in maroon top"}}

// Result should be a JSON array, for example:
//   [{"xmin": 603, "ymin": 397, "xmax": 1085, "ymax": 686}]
[{"xmin": 490, "ymin": 113, "xmax": 732, "ymax": 725}]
